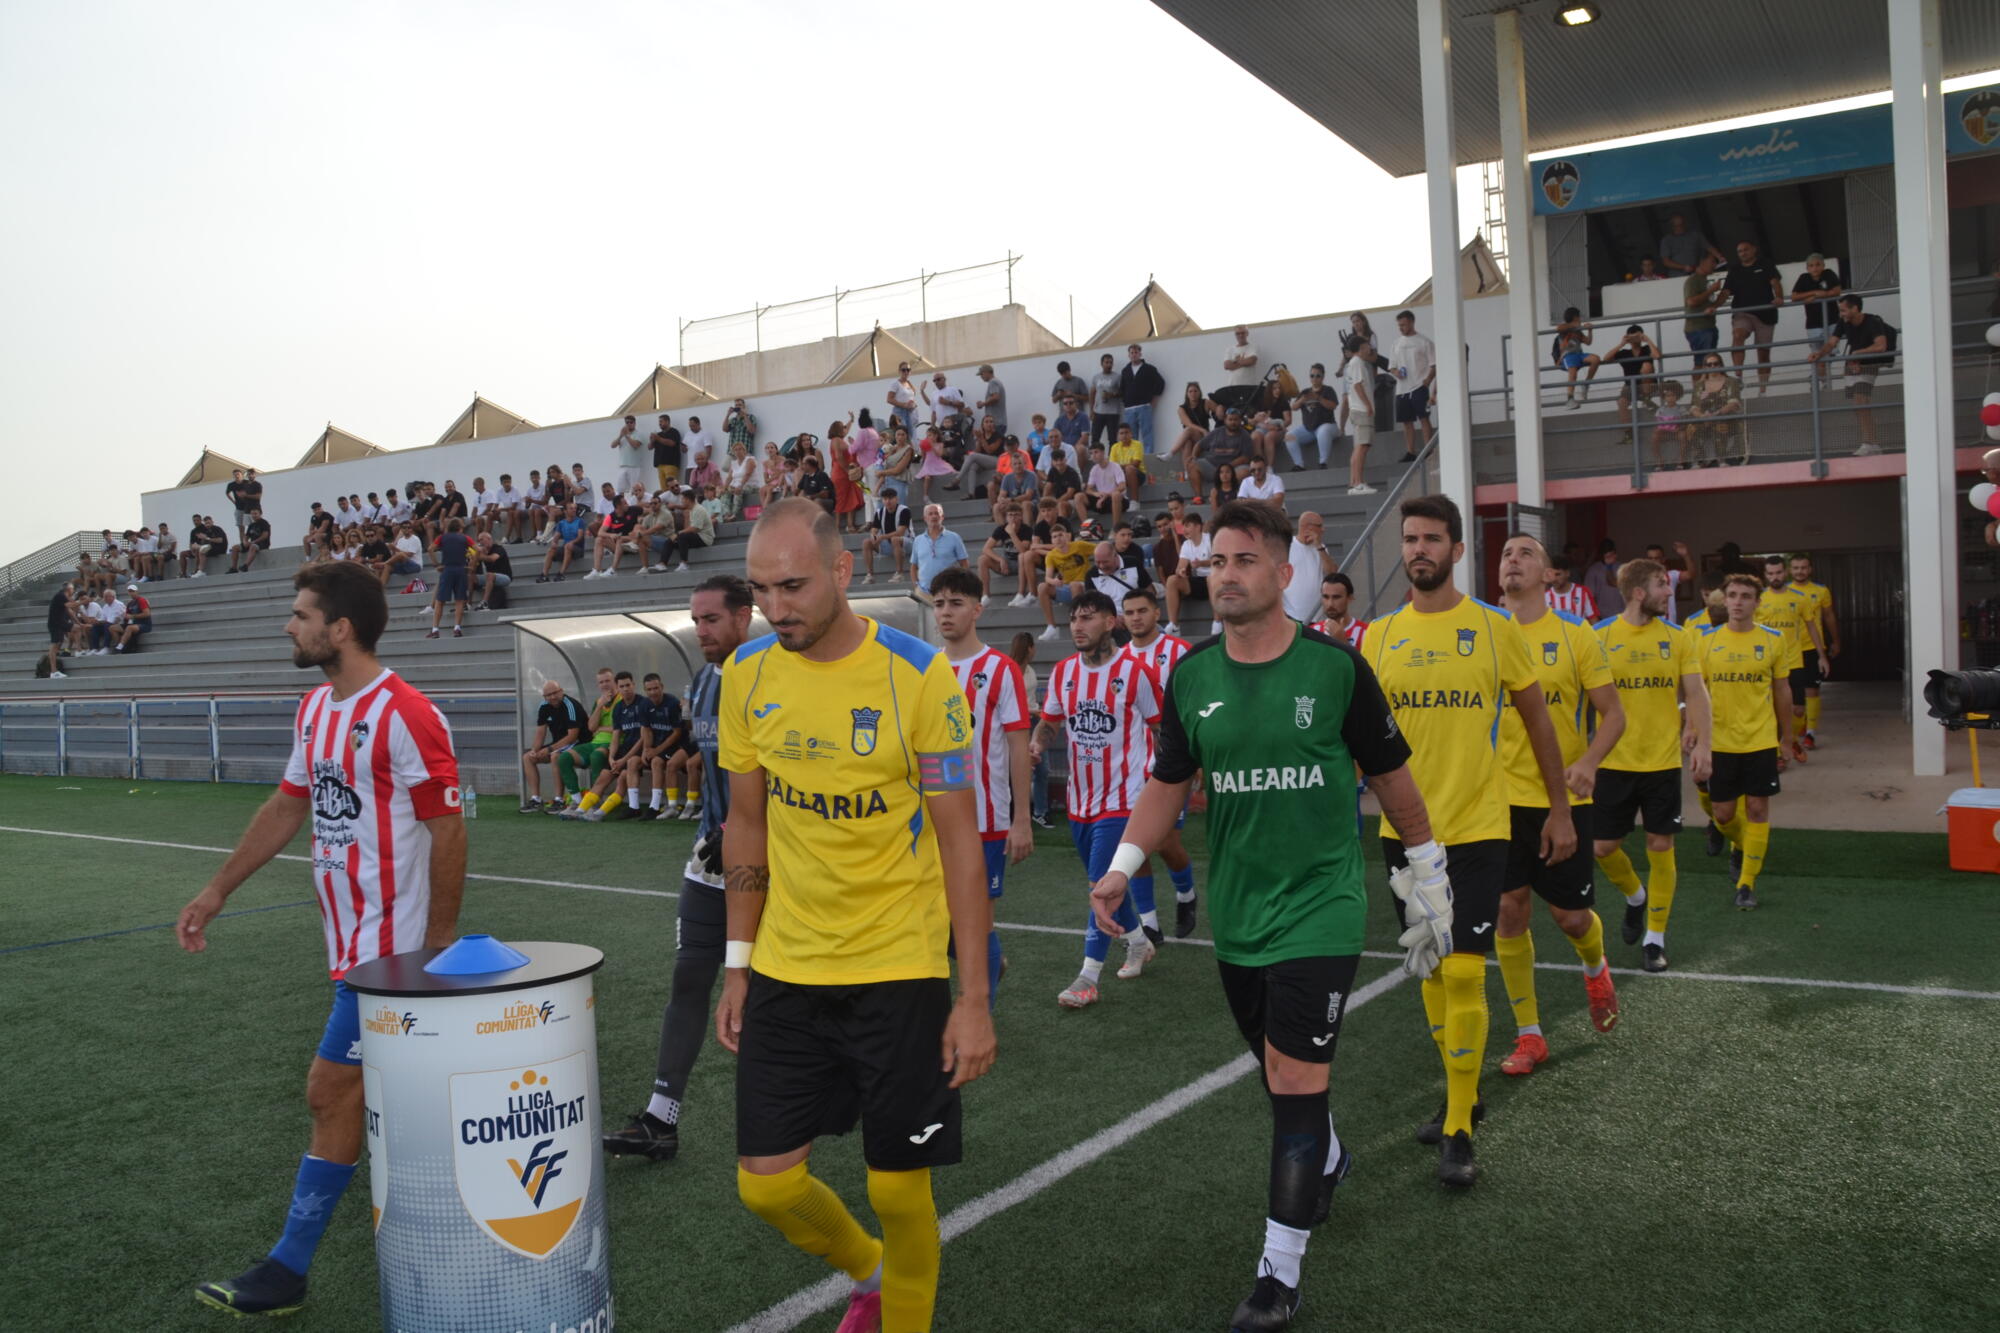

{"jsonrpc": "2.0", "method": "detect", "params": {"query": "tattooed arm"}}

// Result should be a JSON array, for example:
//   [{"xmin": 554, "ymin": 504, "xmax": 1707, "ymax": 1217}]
[{"xmin": 715, "ymin": 765, "xmax": 770, "ymax": 1053}]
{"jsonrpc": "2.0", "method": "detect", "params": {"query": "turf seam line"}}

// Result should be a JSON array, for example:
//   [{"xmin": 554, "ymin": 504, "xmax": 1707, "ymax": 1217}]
[
  {"xmin": 720, "ymin": 966, "xmax": 1411, "ymax": 1333},
  {"xmin": 0, "ymin": 899, "xmax": 318, "ymax": 955}
]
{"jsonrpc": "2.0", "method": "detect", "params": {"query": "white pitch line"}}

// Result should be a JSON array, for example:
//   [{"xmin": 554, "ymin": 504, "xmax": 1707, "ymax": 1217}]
[{"xmin": 721, "ymin": 966, "xmax": 1410, "ymax": 1333}]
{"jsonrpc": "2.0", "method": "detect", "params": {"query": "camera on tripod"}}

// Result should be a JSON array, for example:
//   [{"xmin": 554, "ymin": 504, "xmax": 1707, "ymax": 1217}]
[{"xmin": 1923, "ymin": 668, "xmax": 2000, "ymax": 730}]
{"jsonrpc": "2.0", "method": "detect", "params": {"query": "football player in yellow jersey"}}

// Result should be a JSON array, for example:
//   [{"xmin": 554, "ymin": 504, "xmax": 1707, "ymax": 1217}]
[
  {"xmin": 1700, "ymin": 574, "xmax": 1805, "ymax": 911},
  {"xmin": 1362, "ymin": 496, "xmax": 1575, "ymax": 1187},
  {"xmin": 1786, "ymin": 553, "xmax": 1839, "ymax": 747},
  {"xmin": 1492, "ymin": 533, "xmax": 1627, "ymax": 1078},
  {"xmin": 1593, "ymin": 559, "xmax": 1712, "ymax": 974},
  {"xmin": 1757, "ymin": 557, "xmax": 1827, "ymax": 752},
  {"xmin": 716, "ymin": 500, "xmax": 996, "ymax": 1333}
]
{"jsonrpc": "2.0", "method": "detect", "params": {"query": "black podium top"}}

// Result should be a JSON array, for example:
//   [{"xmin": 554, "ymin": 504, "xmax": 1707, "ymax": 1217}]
[{"xmin": 342, "ymin": 941, "xmax": 604, "ymax": 999}]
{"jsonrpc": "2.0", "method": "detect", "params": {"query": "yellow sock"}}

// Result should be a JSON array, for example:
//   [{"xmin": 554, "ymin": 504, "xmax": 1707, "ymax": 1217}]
[
  {"xmin": 1739, "ymin": 820, "xmax": 1770, "ymax": 889},
  {"xmin": 601, "ymin": 791, "xmax": 624, "ymax": 814},
  {"xmin": 1793, "ymin": 709, "xmax": 1808, "ymax": 739},
  {"xmin": 1720, "ymin": 809, "xmax": 1747, "ymax": 846},
  {"xmin": 1806, "ymin": 696, "xmax": 1822, "ymax": 732},
  {"xmin": 867, "ymin": 1168, "xmax": 940, "ymax": 1333},
  {"xmin": 1421, "ymin": 970, "xmax": 1446, "ymax": 1056},
  {"xmin": 1438, "ymin": 954, "xmax": 1488, "ymax": 1137},
  {"xmin": 1697, "ymin": 789, "xmax": 1715, "ymax": 822},
  {"xmin": 578, "ymin": 791, "xmax": 601, "ymax": 812},
  {"xmin": 1646, "ymin": 848, "xmax": 1678, "ymax": 936},
  {"xmin": 1596, "ymin": 846, "xmax": 1644, "ymax": 901},
  {"xmin": 1569, "ymin": 911, "xmax": 1606, "ymax": 972},
  {"xmin": 738, "ymin": 1162, "xmax": 883, "ymax": 1281},
  {"xmin": 1494, "ymin": 932, "xmax": 1539, "ymax": 1034},
  {"xmin": 666, "ymin": 787, "xmax": 682, "ymax": 802}
]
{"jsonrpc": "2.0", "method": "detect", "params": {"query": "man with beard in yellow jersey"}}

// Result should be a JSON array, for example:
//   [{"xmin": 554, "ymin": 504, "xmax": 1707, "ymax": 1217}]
[
  {"xmin": 1698, "ymin": 573, "xmax": 1805, "ymax": 911},
  {"xmin": 1492, "ymin": 533, "xmax": 1627, "ymax": 1078},
  {"xmin": 1756, "ymin": 556, "xmax": 1825, "ymax": 753},
  {"xmin": 1361, "ymin": 495, "xmax": 1575, "ymax": 1187},
  {"xmin": 1785, "ymin": 553, "xmax": 1838, "ymax": 748},
  {"xmin": 716, "ymin": 499, "xmax": 997, "ymax": 1333},
  {"xmin": 1594, "ymin": 559, "xmax": 1712, "ymax": 974}
]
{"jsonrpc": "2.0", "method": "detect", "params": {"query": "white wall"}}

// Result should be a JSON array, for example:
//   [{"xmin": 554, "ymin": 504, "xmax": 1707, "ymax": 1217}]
[{"xmin": 143, "ymin": 295, "xmax": 1518, "ymax": 546}]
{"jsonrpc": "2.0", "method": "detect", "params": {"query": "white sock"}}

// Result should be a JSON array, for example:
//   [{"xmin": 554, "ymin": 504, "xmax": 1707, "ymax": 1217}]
[
  {"xmin": 649, "ymin": 791, "xmax": 664, "ymax": 810},
  {"xmin": 627, "ymin": 786, "xmax": 640, "ymax": 805},
  {"xmin": 1643, "ymin": 928, "xmax": 1666, "ymax": 947},
  {"xmin": 1583, "ymin": 959, "xmax": 1607, "ymax": 977},
  {"xmin": 645, "ymin": 1094, "xmax": 679, "ymax": 1124},
  {"xmin": 1260, "ymin": 1218, "xmax": 1309, "ymax": 1289},
  {"xmin": 1519, "ymin": 1022, "xmax": 1543, "ymax": 1038},
  {"xmin": 1080, "ymin": 957, "xmax": 1105, "ymax": 984},
  {"xmin": 1140, "ymin": 910, "xmax": 1159, "ymax": 930},
  {"xmin": 1176, "ymin": 889, "xmax": 1197, "ymax": 903},
  {"xmin": 1623, "ymin": 887, "xmax": 1647, "ymax": 906},
  {"xmin": 855, "ymin": 1261, "xmax": 883, "ymax": 1295},
  {"xmin": 1324, "ymin": 1115, "xmax": 1343, "ymax": 1175}
]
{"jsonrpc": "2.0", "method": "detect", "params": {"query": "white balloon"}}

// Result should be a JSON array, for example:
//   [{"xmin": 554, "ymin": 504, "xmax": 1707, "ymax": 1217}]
[
  {"xmin": 1988, "ymin": 323, "xmax": 2000, "ymax": 348},
  {"xmin": 1975, "ymin": 483, "xmax": 1998, "ymax": 512},
  {"xmin": 1986, "ymin": 392, "xmax": 2000, "ymax": 409},
  {"xmin": 1989, "ymin": 422, "xmax": 2000, "ymax": 442}
]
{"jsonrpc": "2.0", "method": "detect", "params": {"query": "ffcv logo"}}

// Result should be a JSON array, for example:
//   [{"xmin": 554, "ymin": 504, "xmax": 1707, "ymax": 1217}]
[{"xmin": 451, "ymin": 1055, "xmax": 592, "ymax": 1258}]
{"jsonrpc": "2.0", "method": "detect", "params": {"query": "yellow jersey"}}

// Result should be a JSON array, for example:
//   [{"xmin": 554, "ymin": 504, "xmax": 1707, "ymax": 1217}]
[
  {"xmin": 1696, "ymin": 622, "xmax": 1787, "ymax": 754},
  {"xmin": 1595, "ymin": 613, "xmax": 1701, "ymax": 773},
  {"xmin": 1362, "ymin": 596, "xmax": 1534, "ymax": 845},
  {"xmin": 1110, "ymin": 439, "xmax": 1144, "ymax": 468},
  {"xmin": 1754, "ymin": 587, "xmax": 1811, "ymax": 672},
  {"xmin": 1047, "ymin": 540, "xmax": 1095, "ymax": 584},
  {"xmin": 1786, "ymin": 580, "xmax": 1831, "ymax": 642},
  {"xmin": 718, "ymin": 617, "xmax": 975, "ymax": 986},
  {"xmin": 1500, "ymin": 606, "xmax": 1612, "ymax": 808}
]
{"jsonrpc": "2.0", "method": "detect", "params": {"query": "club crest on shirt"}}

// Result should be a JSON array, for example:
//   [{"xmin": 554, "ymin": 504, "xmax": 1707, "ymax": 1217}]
[
  {"xmin": 1754, "ymin": 643, "xmax": 1765, "ymax": 659},
  {"xmin": 1542, "ymin": 641, "xmax": 1559, "ymax": 666},
  {"xmin": 1657, "ymin": 639, "xmax": 1672, "ymax": 659},
  {"xmin": 851, "ymin": 706, "xmax": 882, "ymax": 756},
  {"xmin": 1456, "ymin": 628, "xmax": 1477, "ymax": 657},
  {"xmin": 350, "ymin": 719, "xmax": 371, "ymax": 752},
  {"xmin": 1294, "ymin": 695, "xmax": 1315, "ymax": 729}
]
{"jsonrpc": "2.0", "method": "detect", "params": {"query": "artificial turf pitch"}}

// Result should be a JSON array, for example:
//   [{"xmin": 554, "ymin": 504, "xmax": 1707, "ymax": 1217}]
[{"xmin": 2, "ymin": 773, "xmax": 1995, "ymax": 1332}]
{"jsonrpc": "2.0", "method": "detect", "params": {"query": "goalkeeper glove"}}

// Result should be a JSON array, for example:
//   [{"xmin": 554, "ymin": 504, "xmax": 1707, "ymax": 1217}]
[
  {"xmin": 693, "ymin": 826, "xmax": 723, "ymax": 878},
  {"xmin": 1388, "ymin": 841, "xmax": 1454, "ymax": 977}
]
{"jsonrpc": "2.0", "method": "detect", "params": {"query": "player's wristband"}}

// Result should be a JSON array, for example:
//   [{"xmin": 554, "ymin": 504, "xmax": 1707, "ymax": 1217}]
[
  {"xmin": 1405, "ymin": 839, "xmax": 1445, "ymax": 870},
  {"xmin": 724, "ymin": 940, "xmax": 754, "ymax": 969},
  {"xmin": 1109, "ymin": 842, "xmax": 1147, "ymax": 879}
]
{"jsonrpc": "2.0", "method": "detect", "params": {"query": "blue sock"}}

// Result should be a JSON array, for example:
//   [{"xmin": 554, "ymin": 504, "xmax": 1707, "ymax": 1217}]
[
  {"xmin": 1170, "ymin": 864, "xmax": 1196, "ymax": 899},
  {"xmin": 986, "ymin": 930, "xmax": 1003, "ymax": 1013},
  {"xmin": 269, "ymin": 1155, "xmax": 357, "ymax": 1277},
  {"xmin": 1130, "ymin": 874, "xmax": 1157, "ymax": 917},
  {"xmin": 1082, "ymin": 897, "xmax": 1139, "ymax": 962}
]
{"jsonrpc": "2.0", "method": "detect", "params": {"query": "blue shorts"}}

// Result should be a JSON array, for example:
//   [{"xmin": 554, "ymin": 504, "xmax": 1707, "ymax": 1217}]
[
  {"xmin": 1561, "ymin": 350, "xmax": 1589, "ymax": 370},
  {"xmin": 435, "ymin": 565, "xmax": 470, "ymax": 605},
  {"xmin": 316, "ymin": 979, "xmax": 362, "ymax": 1065},
  {"xmin": 982, "ymin": 838, "xmax": 1007, "ymax": 899},
  {"xmin": 1069, "ymin": 815, "xmax": 1129, "ymax": 880}
]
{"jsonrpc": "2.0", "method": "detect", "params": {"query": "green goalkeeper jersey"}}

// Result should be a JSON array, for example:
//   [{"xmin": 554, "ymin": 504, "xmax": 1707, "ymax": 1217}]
[{"xmin": 1153, "ymin": 625, "xmax": 1410, "ymax": 964}]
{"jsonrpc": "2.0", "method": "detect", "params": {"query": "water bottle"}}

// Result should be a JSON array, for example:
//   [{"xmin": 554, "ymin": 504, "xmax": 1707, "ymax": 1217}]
[{"xmin": 462, "ymin": 783, "xmax": 478, "ymax": 820}]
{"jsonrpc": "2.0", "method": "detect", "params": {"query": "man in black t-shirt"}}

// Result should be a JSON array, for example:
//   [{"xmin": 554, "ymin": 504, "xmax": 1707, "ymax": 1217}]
[
  {"xmin": 1721, "ymin": 240, "xmax": 1785, "ymax": 392},
  {"xmin": 183, "ymin": 515, "xmax": 227, "ymax": 577},
  {"xmin": 1790, "ymin": 254, "xmax": 1844, "ymax": 382},
  {"xmin": 427, "ymin": 518, "xmax": 473, "ymax": 638},
  {"xmin": 357, "ymin": 528, "xmax": 393, "ymax": 584},
  {"xmin": 1042, "ymin": 447, "xmax": 1085, "ymax": 528},
  {"xmin": 796, "ymin": 455, "xmax": 835, "ymax": 515},
  {"xmin": 305, "ymin": 503, "xmax": 335, "ymax": 559},
  {"xmin": 978, "ymin": 500, "xmax": 1036, "ymax": 604},
  {"xmin": 230, "ymin": 510, "xmax": 271, "ymax": 573},
  {"xmin": 45, "ymin": 582, "xmax": 76, "ymax": 678},
  {"xmin": 473, "ymin": 533, "xmax": 513, "ymax": 608},
  {"xmin": 224, "ymin": 469, "xmax": 257, "ymax": 540},
  {"xmin": 630, "ymin": 674, "xmax": 688, "ymax": 819},
  {"xmin": 522, "ymin": 680, "xmax": 589, "ymax": 811},
  {"xmin": 860, "ymin": 485, "xmax": 914, "ymax": 582},
  {"xmin": 1807, "ymin": 294, "xmax": 1893, "ymax": 456},
  {"xmin": 651, "ymin": 414, "xmax": 684, "ymax": 492}
]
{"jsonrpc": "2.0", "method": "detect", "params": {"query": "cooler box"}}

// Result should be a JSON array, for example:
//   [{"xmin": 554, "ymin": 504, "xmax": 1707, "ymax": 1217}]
[{"xmin": 1946, "ymin": 788, "xmax": 2000, "ymax": 873}]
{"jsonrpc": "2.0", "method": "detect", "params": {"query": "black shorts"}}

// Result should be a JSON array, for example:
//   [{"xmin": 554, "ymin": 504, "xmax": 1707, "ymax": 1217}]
[
  {"xmin": 1594, "ymin": 767, "xmax": 1683, "ymax": 839},
  {"xmin": 1217, "ymin": 953, "xmax": 1361, "ymax": 1065},
  {"xmin": 1383, "ymin": 837, "xmax": 1507, "ymax": 956},
  {"xmin": 1799, "ymin": 649, "xmax": 1821, "ymax": 687},
  {"xmin": 735, "ymin": 973, "xmax": 961, "ymax": 1169},
  {"xmin": 1393, "ymin": 383, "xmax": 1431, "ymax": 423},
  {"xmin": 435, "ymin": 565, "xmax": 470, "ymax": 604},
  {"xmin": 1504, "ymin": 804, "xmax": 1596, "ymax": 910},
  {"xmin": 1709, "ymin": 748, "xmax": 1780, "ymax": 802},
  {"xmin": 48, "ymin": 621, "xmax": 68, "ymax": 646}
]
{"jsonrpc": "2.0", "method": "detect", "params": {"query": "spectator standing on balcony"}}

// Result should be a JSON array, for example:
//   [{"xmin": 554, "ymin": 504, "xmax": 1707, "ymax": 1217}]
[
  {"xmin": 473, "ymin": 533, "xmax": 513, "ymax": 610},
  {"xmin": 1790, "ymin": 255, "xmax": 1845, "ymax": 385},
  {"xmin": 185, "ymin": 515, "xmax": 227, "ymax": 577},
  {"xmin": 974, "ymin": 364, "xmax": 1008, "ymax": 436},
  {"xmin": 924, "ymin": 371, "xmax": 968, "ymax": 434},
  {"xmin": 1391, "ymin": 309, "xmax": 1438, "ymax": 459},
  {"xmin": 886, "ymin": 362, "xmax": 919, "ymax": 439},
  {"xmin": 723, "ymin": 399, "xmax": 757, "ymax": 456},
  {"xmin": 1723, "ymin": 240, "xmax": 1785, "ymax": 394},
  {"xmin": 1051, "ymin": 360, "xmax": 1089, "ymax": 410},
  {"xmin": 1657, "ymin": 213, "xmax": 1724, "ymax": 277},
  {"xmin": 650, "ymin": 414, "xmax": 683, "ymax": 491},
  {"xmin": 231, "ymin": 510, "xmax": 271, "ymax": 573},
  {"xmin": 1806, "ymin": 294, "xmax": 1893, "ymax": 457},
  {"xmin": 1089, "ymin": 352, "xmax": 1123, "ymax": 448},
  {"xmin": 426, "ymin": 518, "xmax": 473, "ymax": 638},
  {"xmin": 610, "ymin": 417, "xmax": 649, "ymax": 496},
  {"xmin": 1284, "ymin": 365, "xmax": 1340, "ymax": 471},
  {"xmin": 1119, "ymin": 343, "xmax": 1166, "ymax": 454},
  {"xmin": 680, "ymin": 416, "xmax": 718, "ymax": 474},
  {"xmin": 227, "ymin": 469, "xmax": 262, "ymax": 543},
  {"xmin": 1683, "ymin": 254, "xmax": 1728, "ymax": 357},
  {"xmin": 1192, "ymin": 408, "xmax": 1254, "ymax": 505}
]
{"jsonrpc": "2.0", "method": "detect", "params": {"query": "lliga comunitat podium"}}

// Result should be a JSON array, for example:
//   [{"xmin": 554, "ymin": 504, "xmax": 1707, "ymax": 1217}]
[{"xmin": 344, "ymin": 936, "xmax": 613, "ymax": 1333}]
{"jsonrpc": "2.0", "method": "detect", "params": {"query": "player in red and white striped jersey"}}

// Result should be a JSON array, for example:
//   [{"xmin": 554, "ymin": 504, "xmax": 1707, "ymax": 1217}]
[
  {"xmin": 930, "ymin": 569, "xmax": 1035, "ymax": 1010},
  {"xmin": 1547, "ymin": 565, "xmax": 1597, "ymax": 620},
  {"xmin": 1031, "ymin": 587, "xmax": 1163, "ymax": 1007},
  {"xmin": 179, "ymin": 564, "xmax": 465, "ymax": 1318},
  {"xmin": 1308, "ymin": 570, "xmax": 1368, "ymax": 646},
  {"xmin": 1120, "ymin": 586, "xmax": 1203, "ymax": 939}
]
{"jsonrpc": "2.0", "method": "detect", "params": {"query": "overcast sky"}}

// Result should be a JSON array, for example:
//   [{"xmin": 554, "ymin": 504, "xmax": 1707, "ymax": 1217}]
[{"xmin": 2, "ymin": 0, "xmax": 1493, "ymax": 557}]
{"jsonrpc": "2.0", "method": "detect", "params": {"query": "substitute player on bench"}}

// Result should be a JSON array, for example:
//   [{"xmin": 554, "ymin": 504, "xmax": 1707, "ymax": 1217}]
[
  {"xmin": 717, "ymin": 501, "xmax": 995, "ymax": 1333},
  {"xmin": 1699, "ymin": 572, "xmax": 1802, "ymax": 910},
  {"xmin": 1493, "ymin": 532, "xmax": 1626, "ymax": 1077},
  {"xmin": 179, "ymin": 562, "xmax": 465, "ymax": 1317},
  {"xmin": 1090, "ymin": 501, "xmax": 1435, "ymax": 1332}
]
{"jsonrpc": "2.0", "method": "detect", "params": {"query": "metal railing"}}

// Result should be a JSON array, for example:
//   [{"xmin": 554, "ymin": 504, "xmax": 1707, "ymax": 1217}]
[
  {"xmin": 1344, "ymin": 434, "xmax": 1442, "ymax": 619},
  {"xmin": 1, "ymin": 530, "xmax": 97, "ymax": 598}
]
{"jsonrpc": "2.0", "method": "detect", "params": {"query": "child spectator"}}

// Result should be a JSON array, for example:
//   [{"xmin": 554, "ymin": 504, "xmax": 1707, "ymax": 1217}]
[{"xmin": 1652, "ymin": 381, "xmax": 1686, "ymax": 470}]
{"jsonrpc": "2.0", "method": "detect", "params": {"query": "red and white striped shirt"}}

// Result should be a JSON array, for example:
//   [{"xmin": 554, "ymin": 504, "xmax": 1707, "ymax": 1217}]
[
  {"xmin": 1547, "ymin": 584, "xmax": 1597, "ymax": 620},
  {"xmin": 279, "ymin": 670, "xmax": 460, "ymax": 978},
  {"xmin": 1122, "ymin": 632, "xmax": 1190, "ymax": 688},
  {"xmin": 949, "ymin": 646, "xmax": 1031, "ymax": 837},
  {"xmin": 1043, "ymin": 651, "xmax": 1160, "ymax": 822},
  {"xmin": 1310, "ymin": 617, "xmax": 1369, "ymax": 647}
]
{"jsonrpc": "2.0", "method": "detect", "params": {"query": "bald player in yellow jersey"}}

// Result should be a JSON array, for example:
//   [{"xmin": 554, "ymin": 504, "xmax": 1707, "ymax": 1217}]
[
  {"xmin": 717, "ymin": 499, "xmax": 996, "ymax": 1333},
  {"xmin": 1756, "ymin": 556, "xmax": 1825, "ymax": 752},
  {"xmin": 1492, "ymin": 533, "xmax": 1627, "ymax": 1078},
  {"xmin": 1785, "ymin": 552, "xmax": 1839, "ymax": 747},
  {"xmin": 1698, "ymin": 573, "xmax": 1805, "ymax": 911},
  {"xmin": 1593, "ymin": 558, "xmax": 1712, "ymax": 974},
  {"xmin": 1361, "ymin": 495, "xmax": 1575, "ymax": 1187}
]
